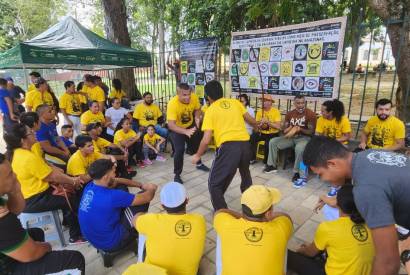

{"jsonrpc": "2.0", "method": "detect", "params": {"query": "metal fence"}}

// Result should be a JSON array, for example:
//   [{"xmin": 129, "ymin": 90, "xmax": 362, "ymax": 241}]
[{"xmin": 2, "ymin": 15, "xmax": 408, "ymax": 139}]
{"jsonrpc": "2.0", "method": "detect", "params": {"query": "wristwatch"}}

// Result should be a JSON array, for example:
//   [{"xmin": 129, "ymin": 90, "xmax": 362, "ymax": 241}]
[{"xmin": 401, "ymin": 250, "xmax": 410, "ymax": 265}]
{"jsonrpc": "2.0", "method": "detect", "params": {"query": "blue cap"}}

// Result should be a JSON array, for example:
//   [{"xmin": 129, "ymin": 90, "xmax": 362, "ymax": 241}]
[
  {"xmin": 160, "ymin": 182, "xmax": 187, "ymax": 208},
  {"xmin": 5, "ymin": 77, "xmax": 13, "ymax": 82}
]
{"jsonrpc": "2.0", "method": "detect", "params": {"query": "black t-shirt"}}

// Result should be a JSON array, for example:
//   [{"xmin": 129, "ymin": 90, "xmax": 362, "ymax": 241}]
[{"xmin": 0, "ymin": 198, "xmax": 28, "ymax": 275}]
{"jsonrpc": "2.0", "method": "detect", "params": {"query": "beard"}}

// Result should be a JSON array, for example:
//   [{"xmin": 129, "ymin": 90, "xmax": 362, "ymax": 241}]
[
  {"xmin": 145, "ymin": 100, "xmax": 153, "ymax": 105},
  {"xmin": 377, "ymin": 114, "xmax": 389, "ymax": 120}
]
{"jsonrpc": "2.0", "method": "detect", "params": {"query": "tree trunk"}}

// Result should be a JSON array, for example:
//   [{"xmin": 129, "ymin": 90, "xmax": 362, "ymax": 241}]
[
  {"xmin": 101, "ymin": 0, "xmax": 138, "ymax": 99},
  {"xmin": 158, "ymin": 16, "xmax": 166, "ymax": 79},
  {"xmin": 369, "ymin": 0, "xmax": 410, "ymax": 122},
  {"xmin": 348, "ymin": 32, "xmax": 360, "ymax": 73}
]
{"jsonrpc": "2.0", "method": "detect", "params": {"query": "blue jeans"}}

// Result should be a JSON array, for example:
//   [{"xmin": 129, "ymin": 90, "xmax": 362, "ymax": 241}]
[{"xmin": 154, "ymin": 124, "xmax": 168, "ymax": 138}]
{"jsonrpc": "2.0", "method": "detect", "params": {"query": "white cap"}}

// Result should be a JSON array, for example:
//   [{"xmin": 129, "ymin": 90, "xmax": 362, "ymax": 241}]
[{"xmin": 160, "ymin": 182, "xmax": 187, "ymax": 208}]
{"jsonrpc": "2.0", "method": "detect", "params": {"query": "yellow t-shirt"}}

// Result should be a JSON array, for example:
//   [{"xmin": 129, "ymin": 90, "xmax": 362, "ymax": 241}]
[
  {"xmin": 201, "ymin": 104, "xmax": 209, "ymax": 114},
  {"xmin": 214, "ymin": 212, "xmax": 292, "ymax": 275},
  {"xmin": 80, "ymin": 110, "xmax": 106, "ymax": 126},
  {"xmin": 25, "ymin": 90, "xmax": 54, "ymax": 111},
  {"xmin": 92, "ymin": 137, "xmax": 112, "ymax": 153},
  {"xmin": 314, "ymin": 217, "xmax": 375, "ymax": 275},
  {"xmin": 31, "ymin": 142, "xmax": 44, "ymax": 159},
  {"xmin": 202, "ymin": 98, "xmax": 249, "ymax": 147},
  {"xmin": 316, "ymin": 116, "xmax": 352, "ymax": 144},
  {"xmin": 133, "ymin": 103, "xmax": 162, "ymax": 127},
  {"xmin": 166, "ymin": 94, "xmax": 200, "ymax": 128},
  {"xmin": 255, "ymin": 107, "xmax": 282, "ymax": 134},
  {"xmin": 67, "ymin": 150, "xmax": 103, "ymax": 176},
  {"xmin": 144, "ymin": 133, "xmax": 162, "ymax": 146},
  {"xmin": 11, "ymin": 148, "xmax": 52, "ymax": 199},
  {"xmin": 136, "ymin": 213, "xmax": 206, "ymax": 275},
  {"xmin": 114, "ymin": 129, "xmax": 138, "ymax": 146},
  {"xmin": 109, "ymin": 88, "xmax": 126, "ymax": 99},
  {"xmin": 27, "ymin": 83, "xmax": 36, "ymax": 93},
  {"xmin": 87, "ymin": 86, "xmax": 105, "ymax": 102},
  {"xmin": 364, "ymin": 115, "xmax": 405, "ymax": 149},
  {"xmin": 59, "ymin": 92, "xmax": 83, "ymax": 116}
]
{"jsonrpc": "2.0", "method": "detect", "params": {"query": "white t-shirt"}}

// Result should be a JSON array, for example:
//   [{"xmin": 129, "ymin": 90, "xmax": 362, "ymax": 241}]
[
  {"xmin": 105, "ymin": 107, "xmax": 129, "ymax": 136},
  {"xmin": 245, "ymin": 106, "xmax": 255, "ymax": 135}
]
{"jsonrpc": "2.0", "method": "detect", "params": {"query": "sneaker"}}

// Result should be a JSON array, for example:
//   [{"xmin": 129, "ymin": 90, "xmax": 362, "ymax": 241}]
[
  {"xmin": 143, "ymin": 159, "xmax": 153, "ymax": 166},
  {"xmin": 69, "ymin": 236, "xmax": 88, "ymax": 245},
  {"xmin": 293, "ymin": 178, "xmax": 307, "ymax": 189},
  {"xmin": 156, "ymin": 155, "xmax": 167, "ymax": 162},
  {"xmin": 263, "ymin": 165, "xmax": 277, "ymax": 174},
  {"xmin": 174, "ymin": 175, "xmax": 183, "ymax": 184},
  {"xmin": 250, "ymin": 159, "xmax": 257, "ymax": 165},
  {"xmin": 137, "ymin": 161, "xmax": 146, "ymax": 168},
  {"xmin": 291, "ymin": 173, "xmax": 300, "ymax": 183},
  {"xmin": 327, "ymin": 186, "xmax": 340, "ymax": 197},
  {"xmin": 196, "ymin": 163, "xmax": 210, "ymax": 172}
]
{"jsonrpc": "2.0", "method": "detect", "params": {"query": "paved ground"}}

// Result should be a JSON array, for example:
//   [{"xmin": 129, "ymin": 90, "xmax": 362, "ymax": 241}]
[{"xmin": 56, "ymin": 149, "xmax": 330, "ymax": 275}]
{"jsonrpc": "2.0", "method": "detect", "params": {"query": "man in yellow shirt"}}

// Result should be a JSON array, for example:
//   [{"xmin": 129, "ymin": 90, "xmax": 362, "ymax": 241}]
[
  {"xmin": 84, "ymin": 75, "xmax": 106, "ymax": 112},
  {"xmin": 136, "ymin": 182, "xmax": 206, "ymax": 275},
  {"xmin": 80, "ymin": 101, "xmax": 107, "ymax": 132},
  {"xmin": 167, "ymin": 83, "xmax": 209, "ymax": 184},
  {"xmin": 59, "ymin": 81, "xmax": 85, "ymax": 135},
  {"xmin": 192, "ymin": 80, "xmax": 258, "ymax": 210},
  {"xmin": 358, "ymin": 98, "xmax": 405, "ymax": 151},
  {"xmin": 287, "ymin": 185, "xmax": 374, "ymax": 275},
  {"xmin": 133, "ymin": 92, "xmax": 168, "ymax": 137},
  {"xmin": 213, "ymin": 185, "xmax": 293, "ymax": 275},
  {"xmin": 25, "ymin": 78, "xmax": 54, "ymax": 112},
  {"xmin": 250, "ymin": 94, "xmax": 281, "ymax": 165},
  {"xmin": 27, "ymin": 71, "xmax": 41, "ymax": 93}
]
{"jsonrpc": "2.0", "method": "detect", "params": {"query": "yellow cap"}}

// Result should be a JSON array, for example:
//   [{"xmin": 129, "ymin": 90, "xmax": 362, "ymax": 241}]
[{"xmin": 240, "ymin": 185, "xmax": 282, "ymax": 215}]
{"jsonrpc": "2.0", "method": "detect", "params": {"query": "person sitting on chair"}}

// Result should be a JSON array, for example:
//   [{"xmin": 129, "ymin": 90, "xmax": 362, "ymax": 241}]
[
  {"xmin": 0, "ymin": 153, "xmax": 86, "ymax": 275},
  {"xmin": 78, "ymin": 159, "xmax": 157, "ymax": 252},
  {"xmin": 135, "ymin": 182, "xmax": 206, "ymax": 275}
]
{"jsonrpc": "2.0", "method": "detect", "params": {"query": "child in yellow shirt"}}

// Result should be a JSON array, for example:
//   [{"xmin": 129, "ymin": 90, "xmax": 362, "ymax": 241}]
[{"xmin": 142, "ymin": 125, "xmax": 166, "ymax": 165}]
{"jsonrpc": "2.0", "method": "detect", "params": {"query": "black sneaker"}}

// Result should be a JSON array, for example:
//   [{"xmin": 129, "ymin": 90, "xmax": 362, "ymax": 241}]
[
  {"xmin": 69, "ymin": 236, "xmax": 88, "ymax": 245},
  {"xmin": 263, "ymin": 165, "xmax": 277, "ymax": 174},
  {"xmin": 250, "ymin": 159, "xmax": 257, "ymax": 165},
  {"xmin": 174, "ymin": 175, "xmax": 183, "ymax": 184},
  {"xmin": 292, "ymin": 172, "xmax": 300, "ymax": 183},
  {"xmin": 196, "ymin": 163, "xmax": 210, "ymax": 172}
]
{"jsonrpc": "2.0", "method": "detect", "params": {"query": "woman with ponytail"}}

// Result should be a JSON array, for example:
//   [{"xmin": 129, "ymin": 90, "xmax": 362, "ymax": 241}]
[
  {"xmin": 287, "ymin": 185, "xmax": 375, "ymax": 275},
  {"xmin": 4, "ymin": 123, "xmax": 87, "ymax": 244}
]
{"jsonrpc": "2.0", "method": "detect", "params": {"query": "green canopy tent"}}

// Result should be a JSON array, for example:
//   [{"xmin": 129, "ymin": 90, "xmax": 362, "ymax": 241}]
[{"xmin": 0, "ymin": 16, "xmax": 151, "ymax": 70}]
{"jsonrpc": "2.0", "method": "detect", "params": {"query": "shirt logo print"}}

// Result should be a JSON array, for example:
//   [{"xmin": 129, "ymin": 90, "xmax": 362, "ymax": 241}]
[
  {"xmin": 351, "ymin": 224, "xmax": 369, "ymax": 242},
  {"xmin": 366, "ymin": 151, "xmax": 407, "ymax": 167},
  {"xmin": 175, "ymin": 220, "xmax": 192, "ymax": 236},
  {"xmin": 244, "ymin": 227, "xmax": 263, "ymax": 242},
  {"xmin": 80, "ymin": 190, "xmax": 94, "ymax": 212}
]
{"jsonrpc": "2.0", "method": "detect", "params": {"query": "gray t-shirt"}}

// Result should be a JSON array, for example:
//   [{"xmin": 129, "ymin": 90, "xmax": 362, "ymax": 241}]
[{"xmin": 352, "ymin": 150, "xmax": 410, "ymax": 229}]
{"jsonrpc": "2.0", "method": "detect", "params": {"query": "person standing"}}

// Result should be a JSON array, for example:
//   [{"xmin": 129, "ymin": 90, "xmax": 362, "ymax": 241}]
[
  {"xmin": 303, "ymin": 136, "xmax": 410, "ymax": 275},
  {"xmin": 264, "ymin": 95, "xmax": 316, "ymax": 184},
  {"xmin": 250, "ymin": 94, "xmax": 281, "ymax": 164},
  {"xmin": 25, "ymin": 78, "xmax": 54, "ymax": 112},
  {"xmin": 59, "ymin": 81, "xmax": 84, "ymax": 136},
  {"xmin": 0, "ymin": 78, "xmax": 17, "ymax": 133},
  {"xmin": 167, "ymin": 83, "xmax": 209, "ymax": 184},
  {"xmin": 192, "ymin": 80, "xmax": 258, "ymax": 210},
  {"xmin": 6, "ymin": 76, "xmax": 26, "ymax": 114},
  {"xmin": 83, "ymin": 75, "xmax": 105, "ymax": 112}
]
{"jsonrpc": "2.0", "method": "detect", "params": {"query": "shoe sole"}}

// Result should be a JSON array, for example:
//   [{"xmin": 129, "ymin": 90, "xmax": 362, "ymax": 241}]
[
  {"xmin": 293, "ymin": 184, "xmax": 306, "ymax": 189},
  {"xmin": 263, "ymin": 170, "xmax": 277, "ymax": 174}
]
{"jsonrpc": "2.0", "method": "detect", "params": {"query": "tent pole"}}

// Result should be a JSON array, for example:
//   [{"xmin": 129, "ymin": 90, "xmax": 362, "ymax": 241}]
[{"xmin": 23, "ymin": 65, "xmax": 29, "ymax": 90}]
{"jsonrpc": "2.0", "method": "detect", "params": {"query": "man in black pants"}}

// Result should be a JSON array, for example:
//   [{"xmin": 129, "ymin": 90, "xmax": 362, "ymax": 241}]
[
  {"xmin": 167, "ymin": 83, "xmax": 210, "ymax": 184},
  {"xmin": 192, "ymin": 80, "xmax": 259, "ymax": 210},
  {"xmin": 0, "ymin": 153, "xmax": 85, "ymax": 275}
]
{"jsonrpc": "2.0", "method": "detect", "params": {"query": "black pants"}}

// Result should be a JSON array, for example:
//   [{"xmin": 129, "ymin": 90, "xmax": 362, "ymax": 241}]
[
  {"xmin": 12, "ymin": 228, "xmax": 85, "ymax": 275},
  {"xmin": 250, "ymin": 132, "xmax": 279, "ymax": 164},
  {"xmin": 106, "ymin": 147, "xmax": 130, "ymax": 178},
  {"xmin": 209, "ymin": 141, "xmax": 252, "ymax": 210},
  {"xmin": 107, "ymin": 187, "xmax": 150, "ymax": 252},
  {"xmin": 287, "ymin": 250, "xmax": 326, "ymax": 275},
  {"xmin": 169, "ymin": 128, "xmax": 203, "ymax": 176},
  {"xmin": 24, "ymin": 187, "xmax": 82, "ymax": 239}
]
